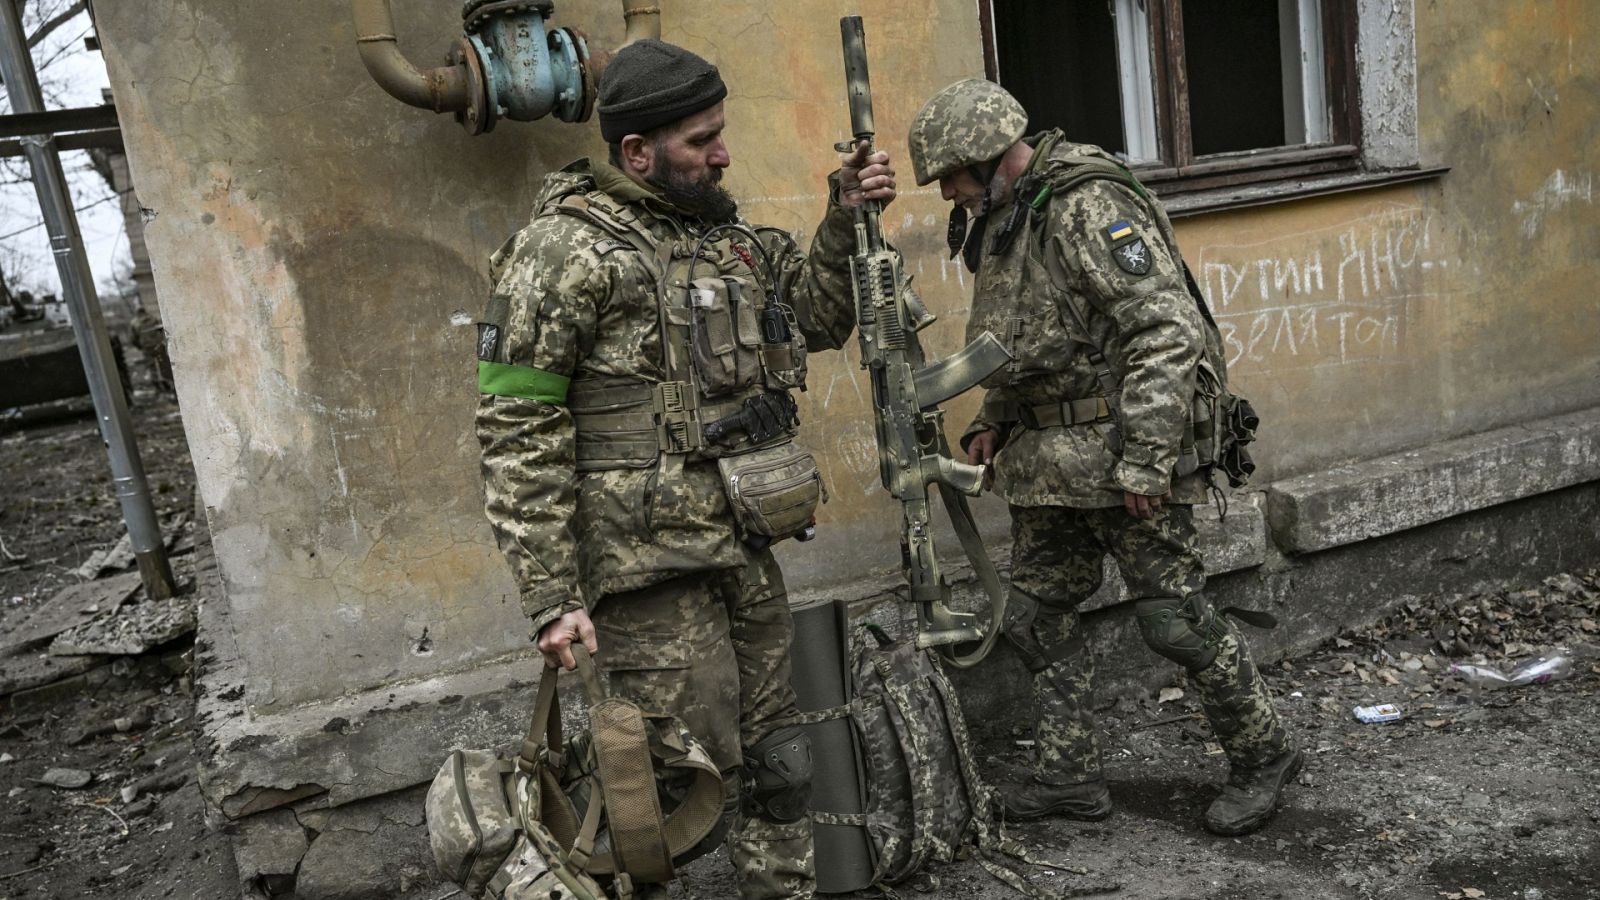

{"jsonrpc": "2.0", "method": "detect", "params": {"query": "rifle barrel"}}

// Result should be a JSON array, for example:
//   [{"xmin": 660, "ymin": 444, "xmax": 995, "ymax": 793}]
[{"xmin": 840, "ymin": 16, "xmax": 874, "ymax": 142}]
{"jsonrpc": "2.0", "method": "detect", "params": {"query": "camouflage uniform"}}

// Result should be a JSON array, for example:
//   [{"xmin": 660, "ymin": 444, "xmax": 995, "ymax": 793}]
[
  {"xmin": 955, "ymin": 131, "xmax": 1291, "ymax": 793},
  {"xmin": 477, "ymin": 158, "xmax": 859, "ymax": 899}
]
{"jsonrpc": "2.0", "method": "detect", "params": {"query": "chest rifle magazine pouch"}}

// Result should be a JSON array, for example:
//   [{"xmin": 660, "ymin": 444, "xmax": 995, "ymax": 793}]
[{"xmin": 686, "ymin": 276, "xmax": 763, "ymax": 400}]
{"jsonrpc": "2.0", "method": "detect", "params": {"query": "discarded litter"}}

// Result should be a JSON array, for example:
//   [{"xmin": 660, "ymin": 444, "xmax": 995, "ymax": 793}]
[
  {"xmin": 1353, "ymin": 703, "xmax": 1404, "ymax": 724},
  {"xmin": 1449, "ymin": 654, "xmax": 1572, "ymax": 691}
]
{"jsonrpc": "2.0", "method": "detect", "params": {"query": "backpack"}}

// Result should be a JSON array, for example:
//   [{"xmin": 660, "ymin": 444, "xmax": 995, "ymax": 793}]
[
  {"xmin": 799, "ymin": 622, "xmax": 1076, "ymax": 896},
  {"xmin": 425, "ymin": 648, "xmax": 725, "ymax": 899},
  {"xmin": 1036, "ymin": 155, "xmax": 1260, "ymax": 489}
]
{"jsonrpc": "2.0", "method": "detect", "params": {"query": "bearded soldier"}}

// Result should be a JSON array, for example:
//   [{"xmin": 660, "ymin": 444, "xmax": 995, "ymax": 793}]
[
  {"xmin": 906, "ymin": 79, "xmax": 1299, "ymax": 837},
  {"xmin": 476, "ymin": 40, "xmax": 897, "ymax": 899}
]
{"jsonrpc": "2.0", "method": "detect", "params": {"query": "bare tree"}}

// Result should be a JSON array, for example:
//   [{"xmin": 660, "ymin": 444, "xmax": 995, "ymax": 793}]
[{"xmin": 0, "ymin": 0, "xmax": 120, "ymax": 297}]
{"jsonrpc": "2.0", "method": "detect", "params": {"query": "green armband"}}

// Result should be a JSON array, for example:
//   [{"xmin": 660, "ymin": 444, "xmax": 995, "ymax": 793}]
[{"xmin": 478, "ymin": 361, "xmax": 571, "ymax": 404}]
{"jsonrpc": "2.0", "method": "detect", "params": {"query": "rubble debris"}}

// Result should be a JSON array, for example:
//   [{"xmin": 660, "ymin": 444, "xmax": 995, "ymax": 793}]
[
  {"xmin": 36, "ymin": 767, "xmax": 92, "ymax": 789},
  {"xmin": 71, "ymin": 531, "xmax": 136, "ymax": 580},
  {"xmin": 48, "ymin": 594, "xmax": 198, "ymax": 657},
  {"xmin": 0, "ymin": 570, "xmax": 142, "ymax": 655}
]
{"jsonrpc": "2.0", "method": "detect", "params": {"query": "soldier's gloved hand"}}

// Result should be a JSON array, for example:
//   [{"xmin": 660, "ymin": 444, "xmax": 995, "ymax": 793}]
[
  {"xmin": 839, "ymin": 142, "xmax": 897, "ymax": 208},
  {"xmin": 537, "ymin": 608, "xmax": 598, "ymax": 671},
  {"xmin": 1123, "ymin": 490, "xmax": 1171, "ymax": 520},
  {"xmin": 966, "ymin": 428, "xmax": 999, "ymax": 491}
]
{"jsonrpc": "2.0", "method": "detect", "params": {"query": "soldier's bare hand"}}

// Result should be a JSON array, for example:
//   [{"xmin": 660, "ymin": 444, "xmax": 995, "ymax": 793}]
[
  {"xmin": 966, "ymin": 429, "xmax": 999, "ymax": 490},
  {"xmin": 839, "ymin": 144, "xmax": 897, "ymax": 208},
  {"xmin": 1123, "ymin": 490, "xmax": 1170, "ymax": 520},
  {"xmin": 537, "ymin": 608, "xmax": 598, "ymax": 671}
]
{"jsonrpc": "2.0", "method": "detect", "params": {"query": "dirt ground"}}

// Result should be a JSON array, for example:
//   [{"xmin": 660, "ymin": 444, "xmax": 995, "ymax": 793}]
[{"xmin": 1, "ymin": 362, "xmax": 1597, "ymax": 900}]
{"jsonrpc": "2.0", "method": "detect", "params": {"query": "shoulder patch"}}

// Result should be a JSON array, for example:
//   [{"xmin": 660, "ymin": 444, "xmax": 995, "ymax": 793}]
[
  {"xmin": 476, "ymin": 323, "xmax": 501, "ymax": 361},
  {"xmin": 592, "ymin": 237, "xmax": 630, "ymax": 256},
  {"xmin": 1103, "ymin": 221, "xmax": 1152, "ymax": 277}
]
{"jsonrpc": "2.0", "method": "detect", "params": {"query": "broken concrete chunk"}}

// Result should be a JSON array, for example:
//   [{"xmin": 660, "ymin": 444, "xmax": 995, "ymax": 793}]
[
  {"xmin": 72, "ymin": 532, "xmax": 136, "ymax": 580},
  {"xmin": 48, "ymin": 594, "xmax": 197, "ymax": 657},
  {"xmin": 0, "ymin": 570, "xmax": 141, "ymax": 655},
  {"xmin": 37, "ymin": 767, "xmax": 92, "ymax": 789},
  {"xmin": 233, "ymin": 808, "xmax": 310, "ymax": 883}
]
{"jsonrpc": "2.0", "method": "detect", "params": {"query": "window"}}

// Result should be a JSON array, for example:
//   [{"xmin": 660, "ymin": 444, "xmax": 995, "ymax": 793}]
[{"xmin": 982, "ymin": 0, "xmax": 1370, "ymax": 196}]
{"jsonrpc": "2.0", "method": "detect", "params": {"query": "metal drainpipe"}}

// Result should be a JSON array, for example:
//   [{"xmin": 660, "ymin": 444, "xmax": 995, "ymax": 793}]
[{"xmin": 0, "ymin": 3, "xmax": 176, "ymax": 600}]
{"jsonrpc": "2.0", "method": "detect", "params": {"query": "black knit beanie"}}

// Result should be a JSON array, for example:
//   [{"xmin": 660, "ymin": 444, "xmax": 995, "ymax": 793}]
[{"xmin": 597, "ymin": 40, "xmax": 728, "ymax": 143}]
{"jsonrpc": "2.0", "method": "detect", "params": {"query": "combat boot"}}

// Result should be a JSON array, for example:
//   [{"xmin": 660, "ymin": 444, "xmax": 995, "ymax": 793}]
[
  {"xmin": 1001, "ymin": 778, "xmax": 1112, "ymax": 821},
  {"xmin": 1203, "ymin": 745, "xmax": 1302, "ymax": 836}
]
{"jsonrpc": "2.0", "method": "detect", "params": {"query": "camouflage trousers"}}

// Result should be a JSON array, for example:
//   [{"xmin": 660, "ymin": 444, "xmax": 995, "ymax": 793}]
[
  {"xmin": 1005, "ymin": 503, "xmax": 1290, "ymax": 784},
  {"xmin": 591, "ymin": 545, "xmax": 814, "ymax": 900}
]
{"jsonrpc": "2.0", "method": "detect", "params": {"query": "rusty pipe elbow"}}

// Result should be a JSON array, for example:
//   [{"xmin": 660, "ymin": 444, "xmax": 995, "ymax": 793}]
[
  {"xmin": 619, "ymin": 0, "xmax": 662, "ymax": 49},
  {"xmin": 591, "ymin": 0, "xmax": 663, "ymax": 79},
  {"xmin": 351, "ymin": 0, "xmax": 472, "ymax": 113}
]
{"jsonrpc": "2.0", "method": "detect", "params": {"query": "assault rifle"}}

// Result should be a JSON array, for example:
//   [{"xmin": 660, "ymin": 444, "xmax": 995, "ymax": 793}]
[{"xmin": 837, "ymin": 17, "xmax": 1011, "ymax": 667}]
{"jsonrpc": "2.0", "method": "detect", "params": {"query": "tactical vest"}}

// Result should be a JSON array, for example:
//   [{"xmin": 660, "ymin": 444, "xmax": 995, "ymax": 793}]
[
  {"xmin": 966, "ymin": 138, "xmax": 1257, "ymax": 485},
  {"xmin": 537, "ymin": 185, "xmax": 811, "ymax": 471}
]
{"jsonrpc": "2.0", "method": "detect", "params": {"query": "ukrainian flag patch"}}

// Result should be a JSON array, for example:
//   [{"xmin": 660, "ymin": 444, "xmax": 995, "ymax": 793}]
[{"xmin": 1106, "ymin": 221, "xmax": 1134, "ymax": 241}]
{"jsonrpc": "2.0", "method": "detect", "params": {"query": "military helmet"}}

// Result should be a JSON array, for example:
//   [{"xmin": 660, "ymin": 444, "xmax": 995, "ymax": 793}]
[{"xmin": 907, "ymin": 79, "xmax": 1028, "ymax": 186}]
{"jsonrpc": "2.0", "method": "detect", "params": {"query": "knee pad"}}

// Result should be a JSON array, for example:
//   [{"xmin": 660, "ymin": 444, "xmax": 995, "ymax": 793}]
[
  {"xmin": 1003, "ymin": 590, "xmax": 1083, "ymax": 673},
  {"xmin": 1135, "ymin": 593, "xmax": 1227, "ymax": 672},
  {"xmin": 741, "ymin": 727, "xmax": 813, "ymax": 824}
]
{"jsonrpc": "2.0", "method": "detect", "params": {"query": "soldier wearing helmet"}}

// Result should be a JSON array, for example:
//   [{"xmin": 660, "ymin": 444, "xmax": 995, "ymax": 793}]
[{"xmin": 908, "ymin": 79, "xmax": 1299, "ymax": 836}]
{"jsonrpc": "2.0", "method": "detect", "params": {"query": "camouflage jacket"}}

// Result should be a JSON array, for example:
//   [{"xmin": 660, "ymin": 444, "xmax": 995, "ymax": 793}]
[
  {"xmin": 476, "ymin": 159, "xmax": 859, "ymax": 633},
  {"xmin": 961, "ymin": 131, "xmax": 1208, "ymax": 508}
]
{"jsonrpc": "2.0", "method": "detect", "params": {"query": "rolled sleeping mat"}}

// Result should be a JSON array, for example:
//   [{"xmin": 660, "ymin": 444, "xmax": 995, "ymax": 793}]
[{"xmin": 788, "ymin": 597, "xmax": 874, "ymax": 893}]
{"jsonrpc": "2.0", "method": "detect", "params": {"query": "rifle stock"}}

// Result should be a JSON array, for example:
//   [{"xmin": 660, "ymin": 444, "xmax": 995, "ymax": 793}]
[{"xmin": 837, "ymin": 16, "xmax": 1010, "ymax": 667}]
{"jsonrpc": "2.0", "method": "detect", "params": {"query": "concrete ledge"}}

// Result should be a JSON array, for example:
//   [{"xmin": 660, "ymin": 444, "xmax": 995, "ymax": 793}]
[
  {"xmin": 192, "ymin": 536, "xmax": 546, "ymax": 823},
  {"xmin": 1266, "ymin": 407, "xmax": 1600, "ymax": 554},
  {"xmin": 953, "ymin": 478, "xmax": 1600, "ymax": 743}
]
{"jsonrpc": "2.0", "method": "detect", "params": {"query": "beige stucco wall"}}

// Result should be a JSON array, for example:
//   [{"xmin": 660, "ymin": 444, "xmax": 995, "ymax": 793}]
[{"xmin": 95, "ymin": 0, "xmax": 1598, "ymax": 715}]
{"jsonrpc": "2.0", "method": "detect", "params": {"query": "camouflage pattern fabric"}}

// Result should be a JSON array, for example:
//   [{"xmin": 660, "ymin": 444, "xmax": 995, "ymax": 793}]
[
  {"xmin": 907, "ymin": 78, "xmax": 1029, "ymax": 186},
  {"xmin": 478, "ymin": 158, "xmax": 862, "ymax": 899},
  {"xmin": 476, "ymin": 157, "xmax": 857, "ymax": 636},
  {"xmin": 961, "ymin": 133, "xmax": 1210, "ymax": 507},
  {"xmin": 591, "ymin": 546, "xmax": 815, "ymax": 900},
  {"xmin": 1008, "ymin": 503, "xmax": 1288, "ymax": 779}
]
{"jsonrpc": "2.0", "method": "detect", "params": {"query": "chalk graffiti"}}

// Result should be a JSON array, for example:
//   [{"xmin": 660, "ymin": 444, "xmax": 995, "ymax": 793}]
[
  {"xmin": 1512, "ymin": 169, "xmax": 1593, "ymax": 238},
  {"xmin": 1194, "ymin": 205, "xmax": 1453, "ymax": 372}
]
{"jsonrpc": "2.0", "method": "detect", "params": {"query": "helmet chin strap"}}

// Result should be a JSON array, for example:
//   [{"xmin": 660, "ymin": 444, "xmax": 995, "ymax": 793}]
[{"xmin": 946, "ymin": 160, "xmax": 1000, "ymax": 271}]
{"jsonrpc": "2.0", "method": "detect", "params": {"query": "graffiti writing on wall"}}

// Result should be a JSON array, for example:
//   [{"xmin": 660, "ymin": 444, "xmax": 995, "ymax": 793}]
[{"xmin": 1193, "ymin": 203, "xmax": 1452, "ymax": 373}]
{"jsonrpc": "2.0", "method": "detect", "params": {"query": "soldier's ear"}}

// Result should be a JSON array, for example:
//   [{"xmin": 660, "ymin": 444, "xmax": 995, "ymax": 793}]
[{"xmin": 618, "ymin": 134, "xmax": 654, "ymax": 177}]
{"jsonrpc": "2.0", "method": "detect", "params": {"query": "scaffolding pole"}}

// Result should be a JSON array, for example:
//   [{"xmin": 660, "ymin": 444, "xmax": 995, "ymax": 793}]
[{"xmin": 0, "ymin": 3, "xmax": 175, "ymax": 600}]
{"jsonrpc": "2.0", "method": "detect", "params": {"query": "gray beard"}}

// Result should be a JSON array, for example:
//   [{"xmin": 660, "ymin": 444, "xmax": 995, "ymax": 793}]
[{"xmin": 648, "ymin": 162, "xmax": 738, "ymax": 225}]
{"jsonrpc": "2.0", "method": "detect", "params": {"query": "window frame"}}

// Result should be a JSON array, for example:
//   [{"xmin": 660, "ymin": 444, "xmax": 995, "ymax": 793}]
[{"xmin": 980, "ymin": 0, "xmax": 1367, "ymax": 196}]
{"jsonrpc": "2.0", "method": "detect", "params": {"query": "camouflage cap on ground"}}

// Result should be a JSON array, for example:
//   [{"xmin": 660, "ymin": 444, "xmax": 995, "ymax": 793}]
[{"xmin": 907, "ymin": 79, "xmax": 1028, "ymax": 186}]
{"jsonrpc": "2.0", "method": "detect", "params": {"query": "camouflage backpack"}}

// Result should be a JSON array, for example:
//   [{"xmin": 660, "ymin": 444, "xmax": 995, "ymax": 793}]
[
  {"xmin": 425, "ymin": 648, "xmax": 725, "ymax": 899},
  {"xmin": 803, "ymin": 624, "xmax": 1067, "ymax": 895}
]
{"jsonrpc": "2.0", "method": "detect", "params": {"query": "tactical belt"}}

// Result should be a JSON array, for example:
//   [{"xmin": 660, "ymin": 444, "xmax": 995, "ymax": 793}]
[
  {"xmin": 569, "ymin": 377, "xmax": 794, "ymax": 469},
  {"xmin": 1012, "ymin": 396, "xmax": 1113, "ymax": 430}
]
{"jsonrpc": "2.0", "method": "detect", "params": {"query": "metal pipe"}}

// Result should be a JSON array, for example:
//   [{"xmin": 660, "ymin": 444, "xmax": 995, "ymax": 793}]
[
  {"xmin": 618, "ymin": 0, "xmax": 661, "ymax": 49},
  {"xmin": 591, "ymin": 0, "xmax": 663, "ymax": 80},
  {"xmin": 0, "ymin": 1, "xmax": 176, "ymax": 600},
  {"xmin": 350, "ymin": 0, "xmax": 472, "ymax": 112}
]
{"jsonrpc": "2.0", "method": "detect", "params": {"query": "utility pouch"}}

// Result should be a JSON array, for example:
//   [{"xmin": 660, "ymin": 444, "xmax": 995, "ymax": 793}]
[
  {"xmin": 758, "ymin": 303, "xmax": 809, "ymax": 392},
  {"xmin": 1218, "ymin": 394, "xmax": 1259, "ymax": 487},
  {"xmin": 716, "ymin": 440, "xmax": 825, "ymax": 543},
  {"xmin": 686, "ymin": 276, "xmax": 751, "ymax": 399}
]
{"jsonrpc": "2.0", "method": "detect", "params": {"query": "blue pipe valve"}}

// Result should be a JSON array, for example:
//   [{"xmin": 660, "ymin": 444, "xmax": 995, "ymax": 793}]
[{"xmin": 460, "ymin": 0, "xmax": 593, "ymax": 134}]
